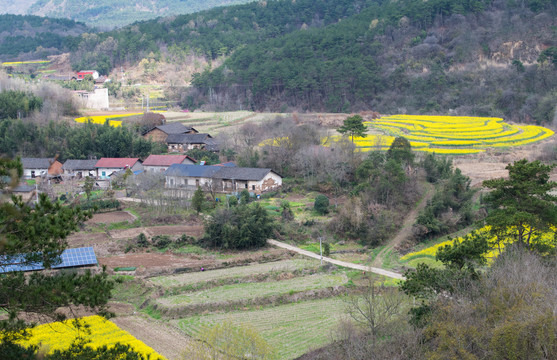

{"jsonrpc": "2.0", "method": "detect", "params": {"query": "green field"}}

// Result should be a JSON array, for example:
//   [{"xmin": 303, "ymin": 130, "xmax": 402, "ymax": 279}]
[
  {"xmin": 156, "ymin": 273, "xmax": 347, "ymax": 307},
  {"xmin": 149, "ymin": 259, "xmax": 319, "ymax": 288},
  {"xmin": 174, "ymin": 296, "xmax": 348, "ymax": 359}
]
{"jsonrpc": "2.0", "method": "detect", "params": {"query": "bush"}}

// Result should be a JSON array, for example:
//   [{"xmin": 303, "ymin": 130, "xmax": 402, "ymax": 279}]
[
  {"xmin": 323, "ymin": 242, "xmax": 331, "ymax": 257},
  {"xmin": 203, "ymin": 203, "xmax": 274, "ymax": 250},
  {"xmin": 314, "ymin": 195, "xmax": 330, "ymax": 214},
  {"xmin": 136, "ymin": 233, "xmax": 149, "ymax": 248},
  {"xmin": 80, "ymin": 199, "xmax": 120, "ymax": 212},
  {"xmin": 152, "ymin": 235, "xmax": 172, "ymax": 249}
]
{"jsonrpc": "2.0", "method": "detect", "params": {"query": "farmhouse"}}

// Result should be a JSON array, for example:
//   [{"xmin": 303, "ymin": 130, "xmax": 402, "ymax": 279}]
[
  {"xmin": 142, "ymin": 154, "xmax": 196, "ymax": 173},
  {"xmin": 166, "ymin": 133, "xmax": 219, "ymax": 152},
  {"xmin": 95, "ymin": 158, "xmax": 143, "ymax": 180},
  {"xmin": 62, "ymin": 159, "xmax": 98, "ymax": 178},
  {"xmin": 21, "ymin": 158, "xmax": 63, "ymax": 179},
  {"xmin": 165, "ymin": 164, "xmax": 282, "ymax": 195},
  {"xmin": 142, "ymin": 123, "xmax": 198, "ymax": 143},
  {"xmin": 77, "ymin": 70, "xmax": 99, "ymax": 80},
  {"xmin": 74, "ymin": 88, "xmax": 109, "ymax": 109}
]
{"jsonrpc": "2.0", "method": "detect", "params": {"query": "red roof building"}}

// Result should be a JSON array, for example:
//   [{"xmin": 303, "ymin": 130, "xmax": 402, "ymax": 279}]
[
  {"xmin": 142, "ymin": 154, "xmax": 196, "ymax": 173},
  {"xmin": 95, "ymin": 158, "xmax": 142, "ymax": 179}
]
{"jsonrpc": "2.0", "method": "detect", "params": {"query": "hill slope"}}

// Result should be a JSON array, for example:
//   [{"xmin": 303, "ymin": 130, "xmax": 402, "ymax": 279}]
[{"xmin": 0, "ymin": 0, "xmax": 255, "ymax": 29}]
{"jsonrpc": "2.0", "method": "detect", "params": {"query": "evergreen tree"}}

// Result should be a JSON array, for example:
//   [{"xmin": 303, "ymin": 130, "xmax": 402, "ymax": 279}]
[
  {"xmin": 192, "ymin": 186, "xmax": 204, "ymax": 213},
  {"xmin": 337, "ymin": 115, "xmax": 367, "ymax": 144}
]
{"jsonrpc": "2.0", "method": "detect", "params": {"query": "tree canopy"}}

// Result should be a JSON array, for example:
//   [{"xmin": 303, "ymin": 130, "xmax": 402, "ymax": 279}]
[
  {"xmin": 0, "ymin": 158, "xmax": 118, "ymax": 357},
  {"xmin": 337, "ymin": 115, "xmax": 367, "ymax": 143},
  {"xmin": 482, "ymin": 159, "xmax": 557, "ymax": 252}
]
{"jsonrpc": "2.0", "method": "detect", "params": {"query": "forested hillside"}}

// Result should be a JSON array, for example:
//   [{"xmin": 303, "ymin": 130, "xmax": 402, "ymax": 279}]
[
  {"xmin": 190, "ymin": 0, "xmax": 557, "ymax": 120},
  {"xmin": 0, "ymin": 14, "xmax": 88, "ymax": 61}
]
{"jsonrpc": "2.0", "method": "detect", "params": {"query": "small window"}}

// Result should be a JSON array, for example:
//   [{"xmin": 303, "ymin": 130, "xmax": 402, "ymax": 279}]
[
  {"xmin": 252, "ymin": 185, "xmax": 255, "ymax": 191},
  {"xmin": 245, "ymin": 183, "xmax": 248, "ymax": 188},
  {"xmin": 31, "ymin": 171, "xmax": 35, "ymax": 178},
  {"xmin": 102, "ymin": 171, "xmax": 106, "ymax": 177}
]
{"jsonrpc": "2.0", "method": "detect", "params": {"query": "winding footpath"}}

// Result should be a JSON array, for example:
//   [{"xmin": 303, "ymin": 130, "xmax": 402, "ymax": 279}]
[{"xmin": 267, "ymin": 239, "xmax": 405, "ymax": 280}]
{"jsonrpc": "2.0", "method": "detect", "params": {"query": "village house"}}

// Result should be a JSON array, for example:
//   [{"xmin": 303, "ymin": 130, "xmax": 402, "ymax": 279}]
[
  {"xmin": 21, "ymin": 158, "xmax": 63, "ymax": 179},
  {"xmin": 142, "ymin": 154, "xmax": 196, "ymax": 173},
  {"xmin": 142, "ymin": 123, "xmax": 198, "ymax": 143},
  {"xmin": 12, "ymin": 184, "xmax": 36, "ymax": 202},
  {"xmin": 166, "ymin": 133, "xmax": 219, "ymax": 153},
  {"xmin": 95, "ymin": 158, "xmax": 143, "ymax": 180},
  {"xmin": 77, "ymin": 70, "xmax": 99, "ymax": 80},
  {"xmin": 62, "ymin": 160, "xmax": 98, "ymax": 178},
  {"xmin": 164, "ymin": 164, "xmax": 282, "ymax": 195}
]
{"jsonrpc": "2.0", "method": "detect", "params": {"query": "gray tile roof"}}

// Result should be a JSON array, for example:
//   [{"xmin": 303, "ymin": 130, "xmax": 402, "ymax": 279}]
[
  {"xmin": 214, "ymin": 167, "xmax": 272, "ymax": 181},
  {"xmin": 165, "ymin": 164, "xmax": 274, "ymax": 181},
  {"xmin": 13, "ymin": 184, "xmax": 35, "ymax": 192},
  {"xmin": 165, "ymin": 164, "xmax": 221, "ymax": 178},
  {"xmin": 62, "ymin": 159, "xmax": 98, "ymax": 170},
  {"xmin": 166, "ymin": 133, "xmax": 213, "ymax": 144},
  {"xmin": 154, "ymin": 123, "xmax": 194, "ymax": 135},
  {"xmin": 21, "ymin": 158, "xmax": 55, "ymax": 169}
]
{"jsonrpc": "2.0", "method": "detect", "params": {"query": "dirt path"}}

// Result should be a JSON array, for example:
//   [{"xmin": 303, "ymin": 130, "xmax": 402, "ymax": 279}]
[
  {"xmin": 267, "ymin": 240, "xmax": 405, "ymax": 280},
  {"xmin": 372, "ymin": 182, "xmax": 435, "ymax": 268},
  {"xmin": 112, "ymin": 315, "xmax": 193, "ymax": 360}
]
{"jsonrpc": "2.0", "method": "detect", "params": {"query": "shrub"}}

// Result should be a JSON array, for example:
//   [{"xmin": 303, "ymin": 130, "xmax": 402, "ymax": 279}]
[
  {"xmin": 314, "ymin": 195, "xmax": 330, "ymax": 214},
  {"xmin": 152, "ymin": 235, "xmax": 172, "ymax": 249},
  {"xmin": 136, "ymin": 233, "xmax": 149, "ymax": 248},
  {"xmin": 323, "ymin": 242, "xmax": 331, "ymax": 257}
]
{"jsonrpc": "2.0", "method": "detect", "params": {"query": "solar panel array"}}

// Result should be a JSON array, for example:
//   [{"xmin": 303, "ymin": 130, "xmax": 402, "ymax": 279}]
[{"xmin": 0, "ymin": 247, "xmax": 98, "ymax": 274}]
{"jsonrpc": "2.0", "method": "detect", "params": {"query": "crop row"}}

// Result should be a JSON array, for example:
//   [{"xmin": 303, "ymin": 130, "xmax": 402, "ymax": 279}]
[
  {"xmin": 156, "ymin": 272, "xmax": 347, "ymax": 308},
  {"xmin": 74, "ymin": 111, "xmax": 166, "ymax": 128},
  {"xmin": 149, "ymin": 259, "xmax": 319, "ymax": 288},
  {"xmin": 174, "ymin": 296, "xmax": 348, "ymax": 360},
  {"xmin": 18, "ymin": 315, "xmax": 164, "ymax": 359}
]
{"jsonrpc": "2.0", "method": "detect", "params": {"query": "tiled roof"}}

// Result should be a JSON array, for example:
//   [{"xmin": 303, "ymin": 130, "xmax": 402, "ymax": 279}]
[
  {"xmin": 213, "ymin": 167, "xmax": 272, "ymax": 181},
  {"xmin": 165, "ymin": 164, "xmax": 276, "ymax": 181},
  {"xmin": 13, "ymin": 184, "xmax": 35, "ymax": 192},
  {"xmin": 21, "ymin": 158, "xmax": 56, "ymax": 169},
  {"xmin": 62, "ymin": 159, "xmax": 98, "ymax": 170},
  {"xmin": 95, "ymin": 158, "xmax": 140, "ymax": 168},
  {"xmin": 166, "ymin": 133, "xmax": 212, "ymax": 144},
  {"xmin": 147, "ymin": 123, "xmax": 194, "ymax": 135},
  {"xmin": 165, "ymin": 164, "xmax": 221, "ymax": 178},
  {"xmin": 142, "ymin": 154, "xmax": 196, "ymax": 166}
]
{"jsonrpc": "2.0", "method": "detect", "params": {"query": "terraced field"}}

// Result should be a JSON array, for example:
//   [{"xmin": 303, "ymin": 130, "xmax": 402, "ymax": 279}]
[
  {"xmin": 174, "ymin": 297, "xmax": 348, "ymax": 360},
  {"xmin": 156, "ymin": 272, "xmax": 347, "ymax": 307},
  {"xmin": 149, "ymin": 259, "xmax": 318, "ymax": 288},
  {"xmin": 326, "ymin": 115, "xmax": 554, "ymax": 155}
]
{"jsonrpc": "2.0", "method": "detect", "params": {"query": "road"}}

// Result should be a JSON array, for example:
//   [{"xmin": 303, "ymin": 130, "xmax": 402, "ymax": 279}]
[{"xmin": 267, "ymin": 239, "xmax": 405, "ymax": 280}]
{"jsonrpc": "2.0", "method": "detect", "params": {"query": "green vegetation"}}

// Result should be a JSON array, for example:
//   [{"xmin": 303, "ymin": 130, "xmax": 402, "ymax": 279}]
[
  {"xmin": 149, "ymin": 259, "xmax": 318, "ymax": 288},
  {"xmin": 175, "ymin": 297, "xmax": 348, "ymax": 360},
  {"xmin": 0, "ymin": 90, "xmax": 43, "ymax": 119},
  {"xmin": 157, "ymin": 273, "xmax": 347, "ymax": 307},
  {"xmin": 0, "ymin": 118, "xmax": 163, "ymax": 160}
]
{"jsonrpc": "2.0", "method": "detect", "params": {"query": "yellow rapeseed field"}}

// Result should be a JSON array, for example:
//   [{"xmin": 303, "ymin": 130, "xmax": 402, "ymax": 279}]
[
  {"xmin": 2, "ymin": 60, "xmax": 50, "ymax": 66},
  {"xmin": 400, "ymin": 226, "xmax": 556, "ymax": 263},
  {"xmin": 74, "ymin": 111, "xmax": 166, "ymax": 128},
  {"xmin": 18, "ymin": 315, "xmax": 165, "ymax": 359},
  {"xmin": 360, "ymin": 115, "xmax": 554, "ymax": 154}
]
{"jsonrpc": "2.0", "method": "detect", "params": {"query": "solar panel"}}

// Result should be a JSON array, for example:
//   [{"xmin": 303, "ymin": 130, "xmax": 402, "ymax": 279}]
[{"xmin": 0, "ymin": 247, "xmax": 98, "ymax": 274}]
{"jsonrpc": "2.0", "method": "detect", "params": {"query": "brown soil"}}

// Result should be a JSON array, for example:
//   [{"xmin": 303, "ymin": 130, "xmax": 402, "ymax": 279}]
[
  {"xmin": 87, "ymin": 211, "xmax": 136, "ymax": 224},
  {"xmin": 98, "ymin": 253, "xmax": 214, "ymax": 276},
  {"xmin": 111, "ymin": 316, "xmax": 193, "ymax": 360},
  {"xmin": 108, "ymin": 225, "xmax": 204, "ymax": 240}
]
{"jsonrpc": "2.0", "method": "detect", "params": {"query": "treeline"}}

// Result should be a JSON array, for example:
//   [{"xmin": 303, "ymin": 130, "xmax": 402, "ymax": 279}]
[
  {"xmin": 0, "ymin": 14, "xmax": 88, "ymax": 61},
  {"xmin": 0, "ymin": 91, "xmax": 43, "ymax": 119},
  {"xmin": 0, "ymin": 119, "xmax": 163, "ymax": 160},
  {"xmin": 67, "ymin": 0, "xmax": 376, "ymax": 73}
]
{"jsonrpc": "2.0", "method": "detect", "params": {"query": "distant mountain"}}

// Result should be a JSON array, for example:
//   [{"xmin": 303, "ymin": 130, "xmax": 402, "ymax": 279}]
[{"xmin": 0, "ymin": 0, "xmax": 255, "ymax": 29}]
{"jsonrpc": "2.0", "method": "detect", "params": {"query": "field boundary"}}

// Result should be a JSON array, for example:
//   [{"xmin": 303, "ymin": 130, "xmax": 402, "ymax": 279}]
[{"xmin": 267, "ymin": 240, "xmax": 405, "ymax": 280}]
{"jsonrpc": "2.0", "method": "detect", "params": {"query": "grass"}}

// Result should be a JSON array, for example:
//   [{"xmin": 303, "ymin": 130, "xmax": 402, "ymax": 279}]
[
  {"xmin": 156, "ymin": 273, "xmax": 347, "ymax": 307},
  {"xmin": 107, "ymin": 219, "xmax": 141, "ymax": 230},
  {"xmin": 174, "ymin": 296, "xmax": 348, "ymax": 360},
  {"xmin": 149, "ymin": 259, "xmax": 319, "ymax": 288}
]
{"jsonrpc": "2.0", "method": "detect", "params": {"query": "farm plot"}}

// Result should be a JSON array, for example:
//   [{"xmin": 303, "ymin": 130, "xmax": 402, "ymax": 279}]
[
  {"xmin": 18, "ymin": 315, "xmax": 165, "ymax": 359},
  {"xmin": 149, "ymin": 259, "xmax": 319, "ymax": 288},
  {"xmin": 155, "ymin": 272, "xmax": 347, "ymax": 308},
  {"xmin": 174, "ymin": 297, "xmax": 347, "ymax": 360},
  {"xmin": 324, "ymin": 115, "xmax": 554, "ymax": 155}
]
